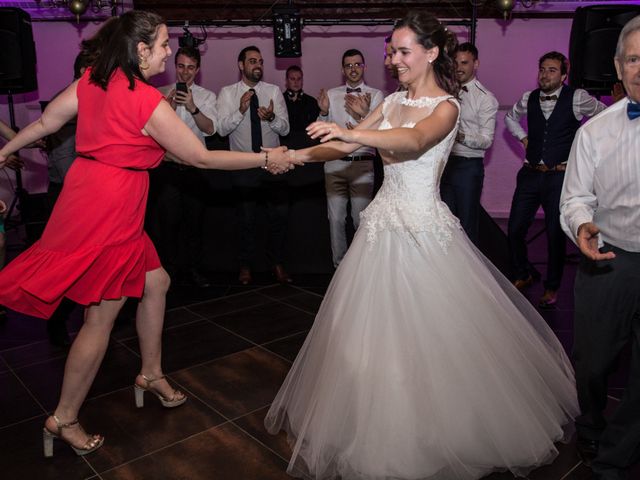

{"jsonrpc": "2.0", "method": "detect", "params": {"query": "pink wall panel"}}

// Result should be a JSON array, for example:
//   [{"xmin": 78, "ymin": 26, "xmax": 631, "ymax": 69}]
[{"xmin": 0, "ymin": 17, "xmax": 590, "ymax": 217}]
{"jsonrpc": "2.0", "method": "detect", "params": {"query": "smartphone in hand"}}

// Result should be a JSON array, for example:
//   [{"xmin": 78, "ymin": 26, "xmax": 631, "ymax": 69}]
[{"xmin": 176, "ymin": 82, "xmax": 188, "ymax": 94}]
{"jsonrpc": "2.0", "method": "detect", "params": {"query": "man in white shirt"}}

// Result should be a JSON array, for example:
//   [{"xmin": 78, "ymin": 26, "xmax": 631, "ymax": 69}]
[
  {"xmin": 317, "ymin": 48, "xmax": 384, "ymax": 267},
  {"xmin": 152, "ymin": 46, "xmax": 217, "ymax": 288},
  {"xmin": 441, "ymin": 43, "xmax": 498, "ymax": 246},
  {"xmin": 505, "ymin": 51, "xmax": 605, "ymax": 307},
  {"xmin": 216, "ymin": 46, "xmax": 291, "ymax": 285},
  {"xmin": 560, "ymin": 16, "xmax": 640, "ymax": 479}
]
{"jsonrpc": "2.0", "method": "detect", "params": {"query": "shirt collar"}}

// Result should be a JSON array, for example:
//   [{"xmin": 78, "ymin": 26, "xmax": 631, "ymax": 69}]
[
  {"xmin": 541, "ymin": 85, "xmax": 563, "ymax": 98},
  {"xmin": 345, "ymin": 82, "xmax": 365, "ymax": 90},
  {"xmin": 461, "ymin": 78, "xmax": 475, "ymax": 90},
  {"xmin": 241, "ymin": 80, "xmax": 260, "ymax": 91}
]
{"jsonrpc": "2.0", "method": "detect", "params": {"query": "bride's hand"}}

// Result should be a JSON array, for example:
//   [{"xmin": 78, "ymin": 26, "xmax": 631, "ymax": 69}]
[{"xmin": 306, "ymin": 121, "xmax": 352, "ymax": 143}]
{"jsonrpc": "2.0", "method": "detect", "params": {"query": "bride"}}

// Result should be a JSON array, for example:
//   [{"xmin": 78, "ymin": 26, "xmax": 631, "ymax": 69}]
[{"xmin": 265, "ymin": 11, "xmax": 578, "ymax": 480}]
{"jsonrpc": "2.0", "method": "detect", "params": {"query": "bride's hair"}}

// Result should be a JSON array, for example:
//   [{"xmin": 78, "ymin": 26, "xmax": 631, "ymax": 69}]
[{"xmin": 393, "ymin": 12, "xmax": 459, "ymax": 96}]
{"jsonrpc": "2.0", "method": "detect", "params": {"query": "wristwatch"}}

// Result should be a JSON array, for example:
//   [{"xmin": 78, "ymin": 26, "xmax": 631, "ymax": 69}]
[{"xmin": 190, "ymin": 107, "xmax": 200, "ymax": 116}]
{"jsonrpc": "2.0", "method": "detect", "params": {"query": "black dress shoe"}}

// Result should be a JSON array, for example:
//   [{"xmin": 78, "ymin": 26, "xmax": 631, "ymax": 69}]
[
  {"xmin": 577, "ymin": 438, "xmax": 599, "ymax": 467},
  {"xmin": 273, "ymin": 264, "xmax": 293, "ymax": 284},
  {"xmin": 238, "ymin": 267, "xmax": 252, "ymax": 285}
]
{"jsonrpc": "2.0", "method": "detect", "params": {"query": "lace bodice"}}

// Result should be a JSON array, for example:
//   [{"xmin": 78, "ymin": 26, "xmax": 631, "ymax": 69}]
[{"xmin": 360, "ymin": 91, "xmax": 461, "ymax": 250}]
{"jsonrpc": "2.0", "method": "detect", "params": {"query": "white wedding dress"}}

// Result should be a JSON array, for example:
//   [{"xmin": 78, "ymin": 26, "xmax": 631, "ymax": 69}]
[{"xmin": 265, "ymin": 92, "xmax": 578, "ymax": 480}]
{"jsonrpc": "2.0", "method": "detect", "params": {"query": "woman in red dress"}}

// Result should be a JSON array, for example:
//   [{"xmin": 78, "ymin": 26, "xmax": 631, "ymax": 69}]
[{"xmin": 0, "ymin": 10, "xmax": 298, "ymax": 457}]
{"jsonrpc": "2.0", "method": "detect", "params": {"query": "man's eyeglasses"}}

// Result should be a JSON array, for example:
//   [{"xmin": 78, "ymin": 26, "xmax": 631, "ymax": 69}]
[{"xmin": 343, "ymin": 63, "xmax": 365, "ymax": 69}]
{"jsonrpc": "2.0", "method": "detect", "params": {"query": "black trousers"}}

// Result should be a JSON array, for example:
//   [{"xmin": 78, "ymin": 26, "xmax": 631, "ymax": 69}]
[
  {"xmin": 235, "ymin": 178, "xmax": 289, "ymax": 267},
  {"xmin": 507, "ymin": 166, "xmax": 566, "ymax": 290},
  {"xmin": 147, "ymin": 162, "xmax": 209, "ymax": 276},
  {"xmin": 440, "ymin": 155, "xmax": 484, "ymax": 246},
  {"xmin": 574, "ymin": 244, "xmax": 640, "ymax": 478}
]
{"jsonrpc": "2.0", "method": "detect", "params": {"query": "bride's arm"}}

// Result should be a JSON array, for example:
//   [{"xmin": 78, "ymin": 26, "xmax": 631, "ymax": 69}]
[
  {"xmin": 293, "ymin": 103, "xmax": 385, "ymax": 163},
  {"xmin": 307, "ymin": 100, "xmax": 458, "ymax": 155}
]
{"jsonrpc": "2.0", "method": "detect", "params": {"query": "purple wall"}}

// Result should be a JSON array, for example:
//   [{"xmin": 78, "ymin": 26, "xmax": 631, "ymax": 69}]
[{"xmin": 0, "ymin": 17, "xmax": 581, "ymax": 216}]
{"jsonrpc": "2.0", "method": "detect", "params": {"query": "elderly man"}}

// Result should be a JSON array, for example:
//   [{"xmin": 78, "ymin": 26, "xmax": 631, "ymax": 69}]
[{"xmin": 560, "ymin": 15, "xmax": 640, "ymax": 479}]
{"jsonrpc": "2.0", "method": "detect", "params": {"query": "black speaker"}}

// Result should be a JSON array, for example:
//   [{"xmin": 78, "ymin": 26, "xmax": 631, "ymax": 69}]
[
  {"xmin": 273, "ymin": 7, "xmax": 302, "ymax": 58},
  {"xmin": 0, "ymin": 7, "xmax": 37, "ymax": 94},
  {"xmin": 569, "ymin": 5, "xmax": 640, "ymax": 94}
]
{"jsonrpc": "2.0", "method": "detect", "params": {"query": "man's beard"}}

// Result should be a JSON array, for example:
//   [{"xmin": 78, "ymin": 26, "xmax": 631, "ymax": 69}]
[{"xmin": 250, "ymin": 69, "xmax": 263, "ymax": 82}]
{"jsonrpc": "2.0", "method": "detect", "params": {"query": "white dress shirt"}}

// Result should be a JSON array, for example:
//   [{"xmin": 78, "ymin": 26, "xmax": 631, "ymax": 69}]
[
  {"xmin": 319, "ymin": 82, "xmax": 384, "ymax": 157},
  {"xmin": 159, "ymin": 82, "xmax": 217, "ymax": 164},
  {"xmin": 560, "ymin": 98, "xmax": 640, "ymax": 252},
  {"xmin": 505, "ymin": 85, "xmax": 606, "ymax": 141},
  {"xmin": 216, "ymin": 80, "xmax": 289, "ymax": 151},
  {"xmin": 451, "ymin": 78, "xmax": 499, "ymax": 158},
  {"xmin": 159, "ymin": 82, "xmax": 217, "ymax": 144}
]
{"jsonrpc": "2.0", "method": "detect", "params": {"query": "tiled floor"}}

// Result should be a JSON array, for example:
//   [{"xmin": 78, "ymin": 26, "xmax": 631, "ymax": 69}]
[{"xmin": 0, "ymin": 221, "xmax": 635, "ymax": 480}]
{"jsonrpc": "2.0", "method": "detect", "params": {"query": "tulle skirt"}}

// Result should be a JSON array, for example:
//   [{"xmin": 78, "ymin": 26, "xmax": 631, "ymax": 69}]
[{"xmin": 265, "ymin": 226, "xmax": 578, "ymax": 480}]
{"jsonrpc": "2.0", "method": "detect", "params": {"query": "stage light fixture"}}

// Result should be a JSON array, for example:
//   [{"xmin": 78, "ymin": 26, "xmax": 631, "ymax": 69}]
[
  {"xmin": 178, "ymin": 22, "xmax": 205, "ymax": 49},
  {"xmin": 273, "ymin": 7, "xmax": 301, "ymax": 58}
]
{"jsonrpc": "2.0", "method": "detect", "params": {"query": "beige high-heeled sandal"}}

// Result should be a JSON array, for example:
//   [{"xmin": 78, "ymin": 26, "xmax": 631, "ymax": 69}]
[
  {"xmin": 42, "ymin": 415, "xmax": 104, "ymax": 458},
  {"xmin": 134, "ymin": 374, "xmax": 187, "ymax": 408}
]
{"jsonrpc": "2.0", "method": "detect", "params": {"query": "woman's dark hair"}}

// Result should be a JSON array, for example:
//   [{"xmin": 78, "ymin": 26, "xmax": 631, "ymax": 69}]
[
  {"xmin": 393, "ymin": 11, "xmax": 459, "ymax": 96},
  {"xmin": 78, "ymin": 16, "xmax": 119, "ymax": 74},
  {"xmin": 90, "ymin": 10, "xmax": 165, "ymax": 90}
]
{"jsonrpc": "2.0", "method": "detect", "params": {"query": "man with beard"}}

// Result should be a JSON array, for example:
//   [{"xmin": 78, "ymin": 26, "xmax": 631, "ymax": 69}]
[
  {"xmin": 505, "ymin": 51, "xmax": 605, "ymax": 307},
  {"xmin": 317, "ymin": 49, "xmax": 384, "ymax": 268},
  {"xmin": 217, "ymin": 46, "xmax": 291, "ymax": 285},
  {"xmin": 441, "ymin": 42, "xmax": 498, "ymax": 246},
  {"xmin": 152, "ymin": 46, "xmax": 217, "ymax": 288}
]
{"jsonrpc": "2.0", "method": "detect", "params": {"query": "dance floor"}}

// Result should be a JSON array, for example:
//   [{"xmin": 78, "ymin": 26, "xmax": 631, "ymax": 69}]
[{"xmin": 0, "ymin": 220, "xmax": 634, "ymax": 480}]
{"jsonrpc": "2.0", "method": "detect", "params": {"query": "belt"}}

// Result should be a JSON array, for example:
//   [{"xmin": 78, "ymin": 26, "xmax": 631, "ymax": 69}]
[
  {"xmin": 524, "ymin": 162, "xmax": 566, "ymax": 173},
  {"xmin": 341, "ymin": 155, "xmax": 376, "ymax": 161}
]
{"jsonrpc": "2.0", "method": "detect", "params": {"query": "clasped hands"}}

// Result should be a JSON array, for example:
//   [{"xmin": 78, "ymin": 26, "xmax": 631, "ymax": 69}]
[{"xmin": 261, "ymin": 146, "xmax": 303, "ymax": 175}]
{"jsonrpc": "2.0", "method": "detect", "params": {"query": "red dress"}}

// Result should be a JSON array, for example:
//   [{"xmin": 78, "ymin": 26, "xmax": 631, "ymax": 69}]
[{"xmin": 0, "ymin": 70, "xmax": 165, "ymax": 318}]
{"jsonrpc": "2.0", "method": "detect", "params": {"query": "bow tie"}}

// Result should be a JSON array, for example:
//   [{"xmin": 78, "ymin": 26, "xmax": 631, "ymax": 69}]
[
  {"xmin": 346, "ymin": 87, "xmax": 361, "ymax": 93},
  {"xmin": 540, "ymin": 95, "xmax": 558, "ymax": 102},
  {"xmin": 628, "ymin": 101, "xmax": 640, "ymax": 120},
  {"xmin": 460, "ymin": 85, "xmax": 468, "ymax": 92}
]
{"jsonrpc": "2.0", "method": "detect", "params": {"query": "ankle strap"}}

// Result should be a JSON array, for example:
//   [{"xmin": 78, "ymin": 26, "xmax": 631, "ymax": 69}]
[
  {"xmin": 140, "ymin": 374, "xmax": 165, "ymax": 387},
  {"xmin": 52, "ymin": 415, "xmax": 79, "ymax": 433}
]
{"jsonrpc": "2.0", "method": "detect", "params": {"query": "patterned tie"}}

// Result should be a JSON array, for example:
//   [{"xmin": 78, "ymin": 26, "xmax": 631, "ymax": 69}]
[
  {"xmin": 627, "ymin": 101, "xmax": 640, "ymax": 120},
  {"xmin": 540, "ymin": 95, "xmax": 558, "ymax": 102},
  {"xmin": 248, "ymin": 88, "xmax": 262, "ymax": 153},
  {"xmin": 346, "ymin": 87, "xmax": 361, "ymax": 93}
]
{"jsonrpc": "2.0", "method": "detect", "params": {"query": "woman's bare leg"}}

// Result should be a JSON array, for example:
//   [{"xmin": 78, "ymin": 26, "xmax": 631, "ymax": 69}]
[
  {"xmin": 46, "ymin": 296, "xmax": 126, "ymax": 446},
  {"xmin": 134, "ymin": 267, "xmax": 179, "ymax": 399}
]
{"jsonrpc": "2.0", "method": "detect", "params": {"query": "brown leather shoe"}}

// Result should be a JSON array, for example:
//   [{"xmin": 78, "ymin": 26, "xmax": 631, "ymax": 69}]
[
  {"xmin": 539, "ymin": 289, "xmax": 557, "ymax": 308},
  {"xmin": 273, "ymin": 264, "xmax": 293, "ymax": 284},
  {"xmin": 513, "ymin": 275, "xmax": 534, "ymax": 290},
  {"xmin": 238, "ymin": 267, "xmax": 252, "ymax": 285}
]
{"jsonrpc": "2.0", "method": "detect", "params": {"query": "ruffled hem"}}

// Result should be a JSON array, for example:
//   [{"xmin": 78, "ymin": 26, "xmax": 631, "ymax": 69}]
[
  {"xmin": 268, "ymin": 415, "xmax": 574, "ymax": 480},
  {"xmin": 0, "ymin": 232, "xmax": 160, "ymax": 319},
  {"xmin": 265, "ymin": 227, "xmax": 578, "ymax": 480}
]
